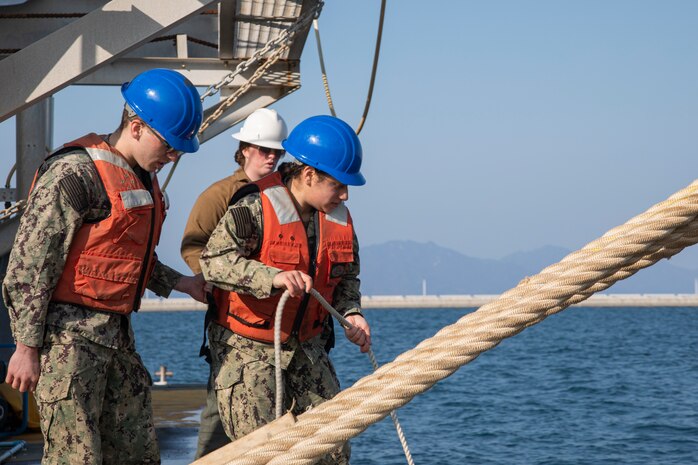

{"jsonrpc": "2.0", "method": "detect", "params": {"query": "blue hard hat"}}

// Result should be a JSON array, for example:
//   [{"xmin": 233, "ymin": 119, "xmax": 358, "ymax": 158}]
[
  {"xmin": 121, "ymin": 69, "xmax": 203, "ymax": 153},
  {"xmin": 282, "ymin": 115, "xmax": 366, "ymax": 186}
]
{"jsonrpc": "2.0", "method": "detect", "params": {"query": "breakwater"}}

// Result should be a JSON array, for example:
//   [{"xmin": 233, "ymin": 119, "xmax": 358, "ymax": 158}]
[{"xmin": 139, "ymin": 293, "xmax": 698, "ymax": 311}]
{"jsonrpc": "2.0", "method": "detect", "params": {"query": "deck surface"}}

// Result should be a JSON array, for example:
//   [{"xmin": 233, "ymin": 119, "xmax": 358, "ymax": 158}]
[{"xmin": 2, "ymin": 385, "xmax": 206, "ymax": 464}]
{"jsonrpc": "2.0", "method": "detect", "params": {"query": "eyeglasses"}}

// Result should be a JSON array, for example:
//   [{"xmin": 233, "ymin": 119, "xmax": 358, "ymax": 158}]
[
  {"xmin": 146, "ymin": 125, "xmax": 176, "ymax": 154},
  {"xmin": 251, "ymin": 144, "xmax": 285, "ymax": 157}
]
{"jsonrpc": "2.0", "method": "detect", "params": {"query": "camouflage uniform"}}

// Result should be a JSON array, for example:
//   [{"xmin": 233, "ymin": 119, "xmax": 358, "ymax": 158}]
[
  {"xmin": 3, "ymin": 147, "xmax": 182, "ymax": 465},
  {"xmin": 181, "ymin": 167, "xmax": 250, "ymax": 458},
  {"xmin": 200, "ymin": 192, "xmax": 363, "ymax": 464}
]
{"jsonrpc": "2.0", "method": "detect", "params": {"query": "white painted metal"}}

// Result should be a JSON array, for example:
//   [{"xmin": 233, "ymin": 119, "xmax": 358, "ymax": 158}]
[
  {"xmin": 0, "ymin": 189, "xmax": 15, "ymax": 202},
  {"xmin": 0, "ymin": 98, "xmax": 53, "ymax": 256},
  {"xmin": 75, "ymin": 58, "xmax": 297, "ymax": 87},
  {"xmin": 0, "ymin": 0, "xmax": 316, "ymax": 253},
  {"xmin": 16, "ymin": 97, "xmax": 53, "ymax": 198},
  {"xmin": 199, "ymin": 84, "xmax": 298, "ymax": 143},
  {"xmin": 176, "ymin": 34, "xmax": 189, "ymax": 59},
  {"xmin": 0, "ymin": 0, "xmax": 219, "ymax": 123}
]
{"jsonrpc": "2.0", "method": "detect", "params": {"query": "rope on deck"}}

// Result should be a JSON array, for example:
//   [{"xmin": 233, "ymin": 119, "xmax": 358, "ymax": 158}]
[{"xmin": 214, "ymin": 179, "xmax": 698, "ymax": 465}]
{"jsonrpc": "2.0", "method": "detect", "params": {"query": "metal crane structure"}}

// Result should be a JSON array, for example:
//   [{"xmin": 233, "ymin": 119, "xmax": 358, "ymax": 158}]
[{"xmin": 0, "ymin": 0, "xmax": 318, "ymax": 364}]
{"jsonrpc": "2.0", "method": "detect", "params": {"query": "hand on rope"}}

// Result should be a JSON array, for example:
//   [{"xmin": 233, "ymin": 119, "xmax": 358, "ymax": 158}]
[
  {"xmin": 223, "ymin": 181, "xmax": 698, "ymax": 465},
  {"xmin": 272, "ymin": 270, "xmax": 313, "ymax": 298},
  {"xmin": 343, "ymin": 314, "xmax": 371, "ymax": 353},
  {"xmin": 273, "ymin": 287, "xmax": 414, "ymax": 465}
]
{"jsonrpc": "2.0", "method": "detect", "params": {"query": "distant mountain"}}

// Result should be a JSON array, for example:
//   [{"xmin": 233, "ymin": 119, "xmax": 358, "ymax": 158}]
[{"xmin": 360, "ymin": 241, "xmax": 698, "ymax": 295}]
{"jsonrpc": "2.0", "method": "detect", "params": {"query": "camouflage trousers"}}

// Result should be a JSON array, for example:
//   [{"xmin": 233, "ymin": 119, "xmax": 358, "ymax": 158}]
[
  {"xmin": 209, "ymin": 332, "xmax": 349, "ymax": 465},
  {"xmin": 194, "ymin": 369, "xmax": 230, "ymax": 458},
  {"xmin": 35, "ymin": 332, "xmax": 159, "ymax": 465}
]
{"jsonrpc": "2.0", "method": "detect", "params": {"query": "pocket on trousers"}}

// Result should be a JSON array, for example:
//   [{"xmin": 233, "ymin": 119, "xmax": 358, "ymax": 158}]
[
  {"xmin": 213, "ymin": 360, "xmax": 243, "ymax": 391},
  {"xmin": 36, "ymin": 373, "xmax": 72, "ymax": 403},
  {"xmin": 35, "ymin": 374, "xmax": 73, "ymax": 454}
]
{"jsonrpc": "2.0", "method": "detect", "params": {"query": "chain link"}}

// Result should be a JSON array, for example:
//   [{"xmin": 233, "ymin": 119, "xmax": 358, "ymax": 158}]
[
  {"xmin": 199, "ymin": 0, "xmax": 324, "ymax": 102},
  {"xmin": 1, "ymin": 0, "xmax": 325, "ymax": 208},
  {"xmin": 199, "ymin": 41, "xmax": 290, "ymax": 135},
  {"xmin": 0, "ymin": 199, "xmax": 26, "ymax": 223}
]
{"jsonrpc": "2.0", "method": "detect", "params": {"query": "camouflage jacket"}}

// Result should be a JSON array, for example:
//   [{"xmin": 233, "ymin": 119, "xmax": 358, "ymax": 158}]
[
  {"xmin": 201, "ymin": 190, "xmax": 362, "ymax": 359},
  {"xmin": 2, "ymin": 147, "xmax": 182, "ymax": 350},
  {"xmin": 200, "ymin": 191, "xmax": 362, "ymax": 317}
]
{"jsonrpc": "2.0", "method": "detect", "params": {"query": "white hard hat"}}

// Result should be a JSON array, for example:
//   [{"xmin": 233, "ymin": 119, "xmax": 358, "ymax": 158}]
[{"xmin": 231, "ymin": 108, "xmax": 288, "ymax": 150}]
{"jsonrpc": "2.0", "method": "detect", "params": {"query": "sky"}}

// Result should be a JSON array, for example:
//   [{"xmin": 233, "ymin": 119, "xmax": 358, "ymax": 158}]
[{"xmin": 2, "ymin": 0, "xmax": 698, "ymax": 278}]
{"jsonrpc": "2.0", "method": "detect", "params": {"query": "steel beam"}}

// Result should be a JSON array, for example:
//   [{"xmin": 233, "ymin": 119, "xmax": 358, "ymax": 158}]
[
  {"xmin": 218, "ymin": 0, "xmax": 237, "ymax": 60},
  {"xmin": 0, "ymin": 0, "xmax": 219, "ymax": 123},
  {"xmin": 16, "ymin": 97, "xmax": 53, "ymax": 198},
  {"xmin": 199, "ymin": 84, "xmax": 298, "ymax": 144},
  {"xmin": 75, "ymin": 57, "xmax": 299, "ymax": 87},
  {"xmin": 0, "ymin": 98, "xmax": 54, "ymax": 256}
]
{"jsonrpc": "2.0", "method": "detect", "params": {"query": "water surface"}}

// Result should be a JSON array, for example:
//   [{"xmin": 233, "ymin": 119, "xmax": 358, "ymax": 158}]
[{"xmin": 133, "ymin": 307, "xmax": 698, "ymax": 464}]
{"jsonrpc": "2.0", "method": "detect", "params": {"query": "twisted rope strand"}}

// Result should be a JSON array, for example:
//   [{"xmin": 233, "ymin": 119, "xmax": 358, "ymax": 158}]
[{"xmin": 214, "ymin": 179, "xmax": 698, "ymax": 465}]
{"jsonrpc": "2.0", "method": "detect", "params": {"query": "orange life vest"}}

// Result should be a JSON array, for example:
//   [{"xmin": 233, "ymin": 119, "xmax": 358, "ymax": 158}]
[
  {"xmin": 49, "ymin": 133, "xmax": 166, "ymax": 314},
  {"xmin": 214, "ymin": 172, "xmax": 355, "ymax": 343}
]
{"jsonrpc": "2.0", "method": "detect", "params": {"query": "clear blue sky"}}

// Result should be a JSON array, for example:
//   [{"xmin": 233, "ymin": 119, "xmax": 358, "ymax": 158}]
[{"xmin": 2, "ymin": 0, "xmax": 698, "ymax": 276}]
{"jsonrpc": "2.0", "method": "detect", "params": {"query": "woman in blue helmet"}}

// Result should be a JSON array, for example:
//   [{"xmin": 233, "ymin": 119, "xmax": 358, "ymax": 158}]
[
  {"xmin": 200, "ymin": 115, "xmax": 370, "ymax": 464},
  {"xmin": 3, "ymin": 69, "xmax": 206, "ymax": 464}
]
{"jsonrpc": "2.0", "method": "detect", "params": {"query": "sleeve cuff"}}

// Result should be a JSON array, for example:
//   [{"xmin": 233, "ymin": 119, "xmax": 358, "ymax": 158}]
[
  {"xmin": 147, "ymin": 262, "xmax": 184, "ymax": 298},
  {"xmin": 13, "ymin": 324, "xmax": 45, "ymax": 348},
  {"xmin": 250, "ymin": 267, "xmax": 280, "ymax": 299},
  {"xmin": 340, "ymin": 307, "xmax": 363, "ymax": 318}
]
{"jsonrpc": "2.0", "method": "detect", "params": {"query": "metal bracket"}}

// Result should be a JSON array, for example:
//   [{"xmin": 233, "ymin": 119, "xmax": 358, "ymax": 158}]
[{"xmin": 0, "ymin": 189, "xmax": 16, "ymax": 203}]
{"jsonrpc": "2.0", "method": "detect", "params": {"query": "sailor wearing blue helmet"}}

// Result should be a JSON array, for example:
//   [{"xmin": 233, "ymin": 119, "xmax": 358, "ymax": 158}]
[
  {"xmin": 200, "ymin": 115, "xmax": 369, "ymax": 464},
  {"xmin": 3, "ymin": 68, "xmax": 206, "ymax": 464}
]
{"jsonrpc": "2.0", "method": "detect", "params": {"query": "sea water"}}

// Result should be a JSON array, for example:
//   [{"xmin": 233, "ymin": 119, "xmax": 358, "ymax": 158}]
[{"xmin": 132, "ymin": 307, "xmax": 698, "ymax": 464}]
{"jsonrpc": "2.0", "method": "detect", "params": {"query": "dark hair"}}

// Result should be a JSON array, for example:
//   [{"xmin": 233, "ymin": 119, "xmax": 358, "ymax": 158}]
[
  {"xmin": 234, "ymin": 141, "xmax": 251, "ymax": 166},
  {"xmin": 118, "ymin": 108, "xmax": 130, "ymax": 131},
  {"xmin": 278, "ymin": 161, "xmax": 330, "ymax": 183}
]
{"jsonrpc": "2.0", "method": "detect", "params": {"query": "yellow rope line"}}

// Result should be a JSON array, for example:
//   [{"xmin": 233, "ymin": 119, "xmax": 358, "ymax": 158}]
[
  {"xmin": 312, "ymin": 0, "xmax": 386, "ymax": 134},
  {"xmin": 313, "ymin": 19, "xmax": 336, "ymax": 117}
]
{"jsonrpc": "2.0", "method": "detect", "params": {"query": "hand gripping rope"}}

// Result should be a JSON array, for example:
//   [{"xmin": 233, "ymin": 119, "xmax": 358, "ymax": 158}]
[{"xmin": 274, "ymin": 288, "xmax": 415, "ymax": 465}]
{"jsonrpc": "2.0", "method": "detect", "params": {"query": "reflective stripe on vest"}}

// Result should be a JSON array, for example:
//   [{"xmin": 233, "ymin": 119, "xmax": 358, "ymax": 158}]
[
  {"xmin": 50, "ymin": 133, "xmax": 165, "ymax": 314},
  {"xmin": 214, "ymin": 172, "xmax": 355, "ymax": 343}
]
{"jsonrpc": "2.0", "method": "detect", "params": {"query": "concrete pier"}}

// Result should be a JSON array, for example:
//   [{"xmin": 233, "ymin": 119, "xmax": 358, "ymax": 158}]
[{"xmin": 139, "ymin": 293, "xmax": 698, "ymax": 311}]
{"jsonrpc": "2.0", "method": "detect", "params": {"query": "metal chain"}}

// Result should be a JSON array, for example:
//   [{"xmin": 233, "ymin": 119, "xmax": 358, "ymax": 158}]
[
  {"xmin": 199, "ymin": 41, "xmax": 290, "ymax": 135},
  {"xmin": 199, "ymin": 1, "xmax": 324, "ymax": 102},
  {"xmin": 162, "ymin": 0, "xmax": 324, "ymax": 192},
  {"xmin": 4, "ymin": 1, "xmax": 325, "ymax": 203},
  {"xmin": 0, "ymin": 200, "xmax": 26, "ymax": 223}
]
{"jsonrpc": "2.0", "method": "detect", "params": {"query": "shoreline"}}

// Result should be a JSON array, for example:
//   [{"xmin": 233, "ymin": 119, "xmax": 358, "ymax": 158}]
[{"xmin": 139, "ymin": 294, "xmax": 698, "ymax": 311}]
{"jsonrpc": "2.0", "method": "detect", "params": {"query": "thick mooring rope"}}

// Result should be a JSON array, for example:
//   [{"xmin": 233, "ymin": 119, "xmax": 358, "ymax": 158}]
[
  {"xmin": 271, "ymin": 288, "xmax": 415, "ymax": 465},
  {"xmin": 308, "ymin": 289, "xmax": 415, "ymax": 465},
  {"xmin": 216, "ymin": 179, "xmax": 698, "ymax": 465}
]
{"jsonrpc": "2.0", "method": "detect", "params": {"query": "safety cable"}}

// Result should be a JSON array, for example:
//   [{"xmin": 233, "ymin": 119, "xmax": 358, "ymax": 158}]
[
  {"xmin": 313, "ymin": 19, "xmax": 336, "ymax": 117},
  {"xmin": 355, "ymin": 0, "xmax": 386, "ymax": 135},
  {"xmin": 313, "ymin": 0, "xmax": 387, "ymax": 135},
  {"xmin": 1, "ymin": 163, "xmax": 18, "ymax": 213},
  {"xmin": 4, "ymin": 163, "xmax": 16, "ymax": 190},
  {"xmin": 273, "ymin": 288, "xmax": 416, "ymax": 465}
]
